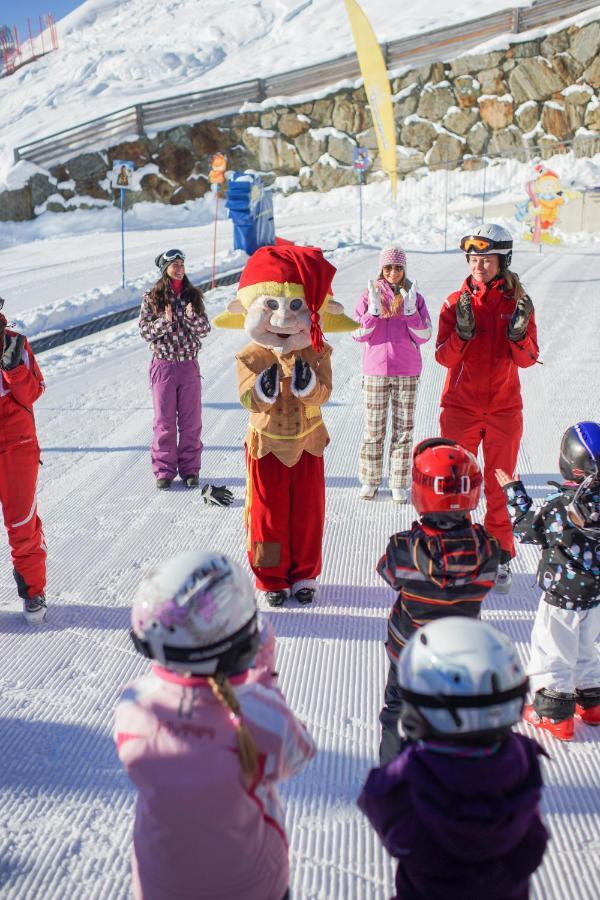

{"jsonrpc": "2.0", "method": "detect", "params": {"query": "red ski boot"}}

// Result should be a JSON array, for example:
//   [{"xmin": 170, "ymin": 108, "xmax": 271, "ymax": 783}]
[
  {"xmin": 523, "ymin": 705, "xmax": 574, "ymax": 741},
  {"xmin": 576, "ymin": 704, "xmax": 600, "ymax": 725},
  {"xmin": 575, "ymin": 688, "xmax": 600, "ymax": 725}
]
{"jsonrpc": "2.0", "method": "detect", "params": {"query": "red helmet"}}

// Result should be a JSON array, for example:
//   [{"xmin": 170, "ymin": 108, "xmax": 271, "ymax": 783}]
[{"xmin": 412, "ymin": 438, "xmax": 482, "ymax": 514}]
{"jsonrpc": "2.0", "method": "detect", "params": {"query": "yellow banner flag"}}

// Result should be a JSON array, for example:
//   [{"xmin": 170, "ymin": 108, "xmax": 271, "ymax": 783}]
[{"xmin": 343, "ymin": 0, "xmax": 397, "ymax": 199}]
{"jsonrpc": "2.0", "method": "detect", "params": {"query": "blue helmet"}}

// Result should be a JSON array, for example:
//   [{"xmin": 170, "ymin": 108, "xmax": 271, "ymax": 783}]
[{"xmin": 559, "ymin": 421, "xmax": 600, "ymax": 483}]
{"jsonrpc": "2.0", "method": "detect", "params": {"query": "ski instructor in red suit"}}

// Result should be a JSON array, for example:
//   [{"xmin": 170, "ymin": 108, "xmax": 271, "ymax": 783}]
[
  {"xmin": 0, "ymin": 297, "xmax": 47, "ymax": 624},
  {"xmin": 435, "ymin": 224, "xmax": 538, "ymax": 593}
]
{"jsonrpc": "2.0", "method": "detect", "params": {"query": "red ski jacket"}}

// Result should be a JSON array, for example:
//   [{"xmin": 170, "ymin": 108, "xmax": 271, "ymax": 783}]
[
  {"xmin": 435, "ymin": 275, "xmax": 538, "ymax": 413},
  {"xmin": 0, "ymin": 331, "xmax": 45, "ymax": 452}
]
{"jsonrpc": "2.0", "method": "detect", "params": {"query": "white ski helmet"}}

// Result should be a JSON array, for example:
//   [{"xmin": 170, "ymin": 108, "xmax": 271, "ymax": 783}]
[
  {"xmin": 397, "ymin": 618, "xmax": 528, "ymax": 744},
  {"xmin": 130, "ymin": 551, "xmax": 259, "ymax": 675},
  {"xmin": 460, "ymin": 223, "xmax": 513, "ymax": 268}
]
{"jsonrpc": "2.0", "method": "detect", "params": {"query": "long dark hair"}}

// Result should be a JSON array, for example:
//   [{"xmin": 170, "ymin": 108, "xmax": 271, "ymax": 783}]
[{"xmin": 148, "ymin": 273, "xmax": 205, "ymax": 317}]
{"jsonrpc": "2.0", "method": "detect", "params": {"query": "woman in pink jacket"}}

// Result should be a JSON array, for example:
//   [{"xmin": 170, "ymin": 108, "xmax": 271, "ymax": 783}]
[
  {"xmin": 115, "ymin": 551, "xmax": 315, "ymax": 900},
  {"xmin": 354, "ymin": 247, "xmax": 432, "ymax": 502}
]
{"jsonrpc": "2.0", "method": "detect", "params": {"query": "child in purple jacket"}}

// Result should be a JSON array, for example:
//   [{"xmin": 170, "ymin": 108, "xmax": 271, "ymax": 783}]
[
  {"xmin": 139, "ymin": 248, "xmax": 210, "ymax": 491},
  {"xmin": 354, "ymin": 246, "xmax": 432, "ymax": 502},
  {"xmin": 358, "ymin": 617, "xmax": 548, "ymax": 900},
  {"xmin": 116, "ymin": 550, "xmax": 315, "ymax": 900}
]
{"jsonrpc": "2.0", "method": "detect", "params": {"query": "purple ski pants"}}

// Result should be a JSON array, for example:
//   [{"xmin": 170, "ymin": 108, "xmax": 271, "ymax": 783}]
[{"xmin": 149, "ymin": 358, "xmax": 202, "ymax": 480}]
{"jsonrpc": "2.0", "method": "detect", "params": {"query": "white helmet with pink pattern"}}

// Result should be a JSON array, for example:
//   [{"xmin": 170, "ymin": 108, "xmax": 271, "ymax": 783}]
[{"xmin": 130, "ymin": 551, "xmax": 259, "ymax": 675}]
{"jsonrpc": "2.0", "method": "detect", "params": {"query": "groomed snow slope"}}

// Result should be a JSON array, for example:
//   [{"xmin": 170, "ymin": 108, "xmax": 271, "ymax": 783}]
[{"xmin": 0, "ymin": 243, "xmax": 599, "ymax": 899}]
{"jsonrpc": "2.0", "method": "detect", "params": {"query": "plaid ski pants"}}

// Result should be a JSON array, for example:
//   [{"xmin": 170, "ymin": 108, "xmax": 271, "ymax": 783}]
[{"xmin": 359, "ymin": 375, "xmax": 419, "ymax": 488}]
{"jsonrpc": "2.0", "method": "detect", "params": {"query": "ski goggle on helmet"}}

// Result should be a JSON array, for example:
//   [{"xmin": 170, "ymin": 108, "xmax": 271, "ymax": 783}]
[
  {"xmin": 130, "ymin": 551, "xmax": 260, "ymax": 676},
  {"xmin": 411, "ymin": 438, "xmax": 482, "ymax": 514},
  {"xmin": 398, "ymin": 618, "xmax": 529, "ymax": 744},
  {"xmin": 155, "ymin": 249, "xmax": 186, "ymax": 272},
  {"xmin": 460, "ymin": 224, "xmax": 513, "ymax": 267}
]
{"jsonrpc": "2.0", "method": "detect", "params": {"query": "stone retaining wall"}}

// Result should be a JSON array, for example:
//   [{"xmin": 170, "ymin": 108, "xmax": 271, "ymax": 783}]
[{"xmin": 2, "ymin": 17, "xmax": 599, "ymax": 220}]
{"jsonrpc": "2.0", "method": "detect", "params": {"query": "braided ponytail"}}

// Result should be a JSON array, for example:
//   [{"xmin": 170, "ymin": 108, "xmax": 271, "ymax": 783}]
[{"xmin": 208, "ymin": 674, "xmax": 259, "ymax": 782}]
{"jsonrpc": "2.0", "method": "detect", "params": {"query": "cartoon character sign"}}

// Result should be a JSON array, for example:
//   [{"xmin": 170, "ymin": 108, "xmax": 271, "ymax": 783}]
[
  {"xmin": 213, "ymin": 244, "xmax": 357, "ymax": 607},
  {"xmin": 111, "ymin": 159, "xmax": 136, "ymax": 190},
  {"xmin": 515, "ymin": 164, "xmax": 579, "ymax": 245},
  {"xmin": 208, "ymin": 153, "xmax": 228, "ymax": 194}
]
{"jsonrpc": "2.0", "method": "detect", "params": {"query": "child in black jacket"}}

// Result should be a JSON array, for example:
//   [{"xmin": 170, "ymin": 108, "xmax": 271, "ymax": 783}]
[
  {"xmin": 497, "ymin": 420, "xmax": 600, "ymax": 741},
  {"xmin": 377, "ymin": 438, "xmax": 501, "ymax": 763}
]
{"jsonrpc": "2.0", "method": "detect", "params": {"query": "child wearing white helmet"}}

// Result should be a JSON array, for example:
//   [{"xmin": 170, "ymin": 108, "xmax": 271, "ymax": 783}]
[
  {"xmin": 358, "ymin": 618, "xmax": 548, "ymax": 900},
  {"xmin": 115, "ymin": 551, "xmax": 315, "ymax": 900},
  {"xmin": 354, "ymin": 246, "xmax": 432, "ymax": 503}
]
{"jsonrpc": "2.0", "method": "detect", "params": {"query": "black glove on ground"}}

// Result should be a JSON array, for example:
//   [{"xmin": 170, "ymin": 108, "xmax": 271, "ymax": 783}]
[
  {"xmin": 508, "ymin": 294, "xmax": 533, "ymax": 341},
  {"xmin": 292, "ymin": 358, "xmax": 315, "ymax": 393},
  {"xmin": 455, "ymin": 291, "xmax": 475, "ymax": 341},
  {"xmin": 1, "ymin": 332, "xmax": 25, "ymax": 371},
  {"xmin": 258, "ymin": 363, "xmax": 279, "ymax": 399},
  {"xmin": 201, "ymin": 484, "xmax": 234, "ymax": 507}
]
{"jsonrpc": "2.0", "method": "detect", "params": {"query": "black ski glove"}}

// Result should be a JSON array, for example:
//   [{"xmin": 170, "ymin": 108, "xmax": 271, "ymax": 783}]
[
  {"xmin": 292, "ymin": 358, "xmax": 315, "ymax": 394},
  {"xmin": 201, "ymin": 484, "xmax": 234, "ymax": 507},
  {"xmin": 455, "ymin": 291, "xmax": 475, "ymax": 341},
  {"xmin": 258, "ymin": 363, "xmax": 279, "ymax": 400},
  {"xmin": 508, "ymin": 294, "xmax": 533, "ymax": 341},
  {"xmin": 1, "ymin": 332, "xmax": 25, "ymax": 371}
]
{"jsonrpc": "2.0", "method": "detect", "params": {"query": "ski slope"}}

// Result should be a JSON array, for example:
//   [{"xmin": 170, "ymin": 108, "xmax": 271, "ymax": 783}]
[
  {"xmin": 1, "ymin": 241, "xmax": 599, "ymax": 899},
  {"xmin": 0, "ymin": 0, "xmax": 542, "ymax": 182}
]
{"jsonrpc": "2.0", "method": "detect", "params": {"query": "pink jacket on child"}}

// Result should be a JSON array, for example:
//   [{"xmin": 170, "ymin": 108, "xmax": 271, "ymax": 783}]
[
  {"xmin": 114, "ymin": 623, "xmax": 315, "ymax": 900},
  {"xmin": 353, "ymin": 278, "xmax": 432, "ymax": 376}
]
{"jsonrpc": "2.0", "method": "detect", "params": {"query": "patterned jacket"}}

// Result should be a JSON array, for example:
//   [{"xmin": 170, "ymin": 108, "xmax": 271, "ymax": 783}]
[
  {"xmin": 503, "ymin": 479, "xmax": 600, "ymax": 610},
  {"xmin": 236, "ymin": 341, "xmax": 332, "ymax": 467},
  {"xmin": 377, "ymin": 517, "xmax": 500, "ymax": 662},
  {"xmin": 0, "ymin": 330, "xmax": 45, "ymax": 452},
  {"xmin": 139, "ymin": 284, "xmax": 210, "ymax": 360}
]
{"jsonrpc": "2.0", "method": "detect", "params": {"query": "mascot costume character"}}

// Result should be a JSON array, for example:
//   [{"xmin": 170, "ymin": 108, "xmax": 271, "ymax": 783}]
[{"xmin": 214, "ymin": 244, "xmax": 356, "ymax": 608}]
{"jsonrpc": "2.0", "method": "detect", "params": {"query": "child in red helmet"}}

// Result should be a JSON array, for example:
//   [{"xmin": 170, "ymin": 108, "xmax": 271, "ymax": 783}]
[{"xmin": 376, "ymin": 438, "xmax": 501, "ymax": 763}]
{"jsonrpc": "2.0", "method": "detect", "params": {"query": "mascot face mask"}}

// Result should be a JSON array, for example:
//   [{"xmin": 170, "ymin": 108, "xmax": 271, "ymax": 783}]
[
  {"xmin": 212, "ymin": 244, "xmax": 358, "ymax": 351},
  {"xmin": 246, "ymin": 293, "xmax": 312, "ymax": 353}
]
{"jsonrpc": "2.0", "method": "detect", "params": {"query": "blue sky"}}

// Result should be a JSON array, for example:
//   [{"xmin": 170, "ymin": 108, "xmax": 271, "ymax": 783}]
[{"xmin": 0, "ymin": 1, "xmax": 82, "ymax": 45}]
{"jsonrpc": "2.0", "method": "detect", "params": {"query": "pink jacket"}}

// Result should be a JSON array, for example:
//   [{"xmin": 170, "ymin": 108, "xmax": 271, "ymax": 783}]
[
  {"xmin": 115, "ymin": 624, "xmax": 315, "ymax": 900},
  {"xmin": 353, "ymin": 279, "xmax": 432, "ymax": 376}
]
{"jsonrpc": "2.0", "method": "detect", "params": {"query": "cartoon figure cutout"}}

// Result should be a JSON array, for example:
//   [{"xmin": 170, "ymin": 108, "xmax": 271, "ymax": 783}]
[{"xmin": 515, "ymin": 164, "xmax": 579, "ymax": 245}]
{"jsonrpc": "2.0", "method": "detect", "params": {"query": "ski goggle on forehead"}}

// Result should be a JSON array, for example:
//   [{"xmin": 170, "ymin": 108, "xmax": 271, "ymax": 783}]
[
  {"xmin": 162, "ymin": 249, "xmax": 186, "ymax": 263},
  {"xmin": 460, "ymin": 236, "xmax": 511, "ymax": 253}
]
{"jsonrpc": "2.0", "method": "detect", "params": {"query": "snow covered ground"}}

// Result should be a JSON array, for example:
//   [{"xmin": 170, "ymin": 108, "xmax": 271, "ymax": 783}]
[
  {"xmin": 0, "ymin": 0, "xmax": 544, "ymax": 182},
  {"xmin": 0, "ymin": 214, "xmax": 599, "ymax": 897}
]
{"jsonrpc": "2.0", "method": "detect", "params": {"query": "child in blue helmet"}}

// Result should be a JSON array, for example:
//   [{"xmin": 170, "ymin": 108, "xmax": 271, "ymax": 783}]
[{"xmin": 497, "ymin": 420, "xmax": 600, "ymax": 741}]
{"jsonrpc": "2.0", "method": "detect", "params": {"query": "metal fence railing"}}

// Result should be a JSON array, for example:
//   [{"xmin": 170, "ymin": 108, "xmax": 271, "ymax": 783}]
[
  {"xmin": 13, "ymin": 0, "xmax": 599, "ymax": 168},
  {"xmin": 29, "ymin": 269, "xmax": 244, "ymax": 355}
]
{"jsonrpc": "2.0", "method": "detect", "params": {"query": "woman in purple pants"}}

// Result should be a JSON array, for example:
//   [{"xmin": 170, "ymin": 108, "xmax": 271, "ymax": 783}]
[{"xmin": 139, "ymin": 249, "xmax": 210, "ymax": 491}]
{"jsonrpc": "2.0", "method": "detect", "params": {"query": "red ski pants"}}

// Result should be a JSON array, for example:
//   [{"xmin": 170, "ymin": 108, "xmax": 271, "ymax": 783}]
[
  {"xmin": 245, "ymin": 450, "xmax": 325, "ymax": 592},
  {"xmin": 440, "ymin": 406, "xmax": 522, "ymax": 557},
  {"xmin": 0, "ymin": 440, "xmax": 46, "ymax": 598}
]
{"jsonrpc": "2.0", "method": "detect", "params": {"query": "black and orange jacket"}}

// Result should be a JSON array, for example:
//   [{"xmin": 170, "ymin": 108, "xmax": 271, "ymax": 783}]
[{"xmin": 377, "ymin": 517, "xmax": 501, "ymax": 663}]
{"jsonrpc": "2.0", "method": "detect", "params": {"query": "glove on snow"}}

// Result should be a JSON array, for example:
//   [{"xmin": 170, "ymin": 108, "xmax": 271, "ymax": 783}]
[
  {"xmin": 292, "ymin": 358, "xmax": 316, "ymax": 395},
  {"xmin": 201, "ymin": 484, "xmax": 234, "ymax": 507},
  {"xmin": 1, "ymin": 332, "xmax": 25, "ymax": 371},
  {"xmin": 455, "ymin": 291, "xmax": 475, "ymax": 340},
  {"xmin": 367, "ymin": 280, "xmax": 381, "ymax": 317},
  {"xmin": 258, "ymin": 363, "xmax": 279, "ymax": 401},
  {"xmin": 508, "ymin": 294, "xmax": 533, "ymax": 341},
  {"xmin": 400, "ymin": 279, "xmax": 418, "ymax": 316}
]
